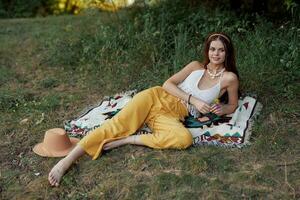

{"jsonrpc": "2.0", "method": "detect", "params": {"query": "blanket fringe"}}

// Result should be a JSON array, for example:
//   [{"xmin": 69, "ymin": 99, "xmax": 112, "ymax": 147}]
[{"xmin": 243, "ymin": 101, "xmax": 263, "ymax": 144}]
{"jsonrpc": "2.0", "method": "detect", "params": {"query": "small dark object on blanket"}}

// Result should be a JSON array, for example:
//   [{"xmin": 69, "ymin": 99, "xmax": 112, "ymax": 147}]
[
  {"xmin": 103, "ymin": 109, "xmax": 121, "ymax": 120},
  {"xmin": 183, "ymin": 112, "xmax": 230, "ymax": 128}
]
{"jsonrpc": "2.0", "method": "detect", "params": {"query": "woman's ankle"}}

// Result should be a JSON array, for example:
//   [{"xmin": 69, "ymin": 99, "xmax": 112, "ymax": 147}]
[
  {"xmin": 59, "ymin": 157, "xmax": 72, "ymax": 170},
  {"xmin": 63, "ymin": 145, "xmax": 85, "ymax": 164},
  {"xmin": 128, "ymin": 135, "xmax": 141, "ymax": 145}
]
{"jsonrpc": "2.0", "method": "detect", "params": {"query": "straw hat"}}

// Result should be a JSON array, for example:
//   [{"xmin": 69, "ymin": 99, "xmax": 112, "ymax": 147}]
[{"xmin": 33, "ymin": 128, "xmax": 80, "ymax": 157}]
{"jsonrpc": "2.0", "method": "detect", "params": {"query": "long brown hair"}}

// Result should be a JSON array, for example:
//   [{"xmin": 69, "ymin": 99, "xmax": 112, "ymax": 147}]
[
  {"xmin": 203, "ymin": 32, "xmax": 239, "ymax": 79},
  {"xmin": 203, "ymin": 32, "xmax": 240, "ymax": 102}
]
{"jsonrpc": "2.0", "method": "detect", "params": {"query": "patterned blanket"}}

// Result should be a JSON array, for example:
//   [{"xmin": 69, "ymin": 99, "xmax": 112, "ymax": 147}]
[{"xmin": 64, "ymin": 90, "xmax": 262, "ymax": 148}]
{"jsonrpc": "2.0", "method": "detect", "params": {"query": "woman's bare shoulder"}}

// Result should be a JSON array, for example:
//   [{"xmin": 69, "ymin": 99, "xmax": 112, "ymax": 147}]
[
  {"xmin": 223, "ymin": 71, "xmax": 239, "ymax": 84},
  {"xmin": 187, "ymin": 61, "xmax": 205, "ymax": 71}
]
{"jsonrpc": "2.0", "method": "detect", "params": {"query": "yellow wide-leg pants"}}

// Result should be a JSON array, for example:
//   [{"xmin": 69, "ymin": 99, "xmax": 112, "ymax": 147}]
[{"xmin": 78, "ymin": 86, "xmax": 193, "ymax": 160}]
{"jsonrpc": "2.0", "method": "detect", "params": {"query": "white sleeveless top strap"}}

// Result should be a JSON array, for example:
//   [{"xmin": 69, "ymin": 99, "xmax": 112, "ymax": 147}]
[{"xmin": 177, "ymin": 69, "xmax": 222, "ymax": 117}]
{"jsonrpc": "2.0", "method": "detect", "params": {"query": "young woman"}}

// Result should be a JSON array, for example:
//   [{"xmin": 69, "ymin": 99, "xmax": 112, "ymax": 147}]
[{"xmin": 48, "ymin": 32, "xmax": 239, "ymax": 186}]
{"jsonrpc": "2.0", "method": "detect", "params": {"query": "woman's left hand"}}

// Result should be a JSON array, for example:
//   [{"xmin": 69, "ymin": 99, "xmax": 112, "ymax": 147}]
[{"xmin": 210, "ymin": 104, "xmax": 224, "ymax": 116}]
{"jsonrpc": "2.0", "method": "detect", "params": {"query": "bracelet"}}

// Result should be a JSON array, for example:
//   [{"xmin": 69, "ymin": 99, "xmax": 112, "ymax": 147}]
[{"xmin": 187, "ymin": 94, "xmax": 192, "ymax": 105}]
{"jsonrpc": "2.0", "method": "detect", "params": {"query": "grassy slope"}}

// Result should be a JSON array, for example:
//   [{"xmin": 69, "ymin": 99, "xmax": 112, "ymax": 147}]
[{"xmin": 0, "ymin": 4, "xmax": 299, "ymax": 200}]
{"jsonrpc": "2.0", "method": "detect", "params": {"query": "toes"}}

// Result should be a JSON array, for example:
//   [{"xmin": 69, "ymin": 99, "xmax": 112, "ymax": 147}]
[
  {"xmin": 49, "ymin": 174, "xmax": 56, "ymax": 186},
  {"xmin": 48, "ymin": 168, "xmax": 60, "ymax": 186},
  {"xmin": 48, "ymin": 175, "xmax": 51, "ymax": 183},
  {"xmin": 48, "ymin": 158, "xmax": 69, "ymax": 187},
  {"xmin": 51, "ymin": 177, "xmax": 58, "ymax": 187},
  {"xmin": 48, "ymin": 173, "xmax": 54, "ymax": 185},
  {"xmin": 50, "ymin": 180, "xmax": 56, "ymax": 186}
]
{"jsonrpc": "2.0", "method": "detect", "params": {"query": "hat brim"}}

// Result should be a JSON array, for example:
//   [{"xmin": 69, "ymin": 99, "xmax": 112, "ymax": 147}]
[{"xmin": 33, "ymin": 137, "xmax": 80, "ymax": 157}]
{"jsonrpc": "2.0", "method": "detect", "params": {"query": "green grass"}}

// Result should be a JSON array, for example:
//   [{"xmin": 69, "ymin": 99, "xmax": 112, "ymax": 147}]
[{"xmin": 0, "ymin": 1, "xmax": 299, "ymax": 199}]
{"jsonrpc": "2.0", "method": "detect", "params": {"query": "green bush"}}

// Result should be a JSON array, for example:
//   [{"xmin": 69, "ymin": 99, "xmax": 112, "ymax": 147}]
[
  {"xmin": 0, "ymin": 0, "xmax": 298, "ymax": 21},
  {"xmin": 43, "ymin": 0, "xmax": 298, "ymax": 105},
  {"xmin": 0, "ymin": 0, "xmax": 51, "ymax": 18}
]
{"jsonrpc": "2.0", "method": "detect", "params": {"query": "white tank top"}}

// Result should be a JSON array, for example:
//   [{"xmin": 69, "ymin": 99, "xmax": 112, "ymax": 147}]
[{"xmin": 178, "ymin": 69, "xmax": 222, "ymax": 117}]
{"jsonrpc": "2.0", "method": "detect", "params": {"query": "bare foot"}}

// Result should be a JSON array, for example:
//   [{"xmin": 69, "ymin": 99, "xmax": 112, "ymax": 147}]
[
  {"xmin": 48, "ymin": 158, "xmax": 71, "ymax": 187},
  {"xmin": 103, "ymin": 137, "xmax": 131, "ymax": 150}
]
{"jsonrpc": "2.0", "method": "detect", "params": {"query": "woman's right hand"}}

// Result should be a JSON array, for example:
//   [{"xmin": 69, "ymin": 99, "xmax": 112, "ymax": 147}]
[{"xmin": 190, "ymin": 97, "xmax": 211, "ymax": 114}]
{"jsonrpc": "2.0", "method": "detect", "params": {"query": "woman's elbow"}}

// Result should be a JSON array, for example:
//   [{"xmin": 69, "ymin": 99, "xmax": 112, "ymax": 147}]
[{"xmin": 162, "ymin": 80, "xmax": 170, "ymax": 90}]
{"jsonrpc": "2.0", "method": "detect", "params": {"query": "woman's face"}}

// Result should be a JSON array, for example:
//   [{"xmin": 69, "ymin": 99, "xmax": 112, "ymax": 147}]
[{"xmin": 208, "ymin": 39, "xmax": 226, "ymax": 65}]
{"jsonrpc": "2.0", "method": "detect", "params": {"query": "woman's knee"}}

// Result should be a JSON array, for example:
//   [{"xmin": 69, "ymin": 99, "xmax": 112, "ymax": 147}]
[
  {"xmin": 136, "ymin": 86, "xmax": 158, "ymax": 98},
  {"xmin": 176, "ymin": 130, "xmax": 193, "ymax": 149},
  {"xmin": 134, "ymin": 86, "xmax": 163, "ymax": 102}
]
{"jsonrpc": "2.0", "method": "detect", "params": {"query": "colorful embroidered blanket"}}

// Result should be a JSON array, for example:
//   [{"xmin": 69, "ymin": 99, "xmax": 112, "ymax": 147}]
[
  {"xmin": 190, "ymin": 96, "xmax": 262, "ymax": 148},
  {"xmin": 64, "ymin": 90, "xmax": 262, "ymax": 148}
]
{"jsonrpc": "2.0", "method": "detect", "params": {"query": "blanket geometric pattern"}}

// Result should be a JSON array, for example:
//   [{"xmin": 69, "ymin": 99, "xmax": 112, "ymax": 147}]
[
  {"xmin": 64, "ymin": 90, "xmax": 262, "ymax": 148},
  {"xmin": 190, "ymin": 96, "xmax": 262, "ymax": 148}
]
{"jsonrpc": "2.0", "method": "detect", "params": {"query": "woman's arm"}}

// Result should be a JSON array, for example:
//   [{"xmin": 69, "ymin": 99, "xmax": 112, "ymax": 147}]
[
  {"xmin": 162, "ymin": 61, "xmax": 201, "ymax": 101},
  {"xmin": 163, "ymin": 61, "xmax": 212, "ymax": 114},
  {"xmin": 211, "ymin": 72, "xmax": 239, "ymax": 115}
]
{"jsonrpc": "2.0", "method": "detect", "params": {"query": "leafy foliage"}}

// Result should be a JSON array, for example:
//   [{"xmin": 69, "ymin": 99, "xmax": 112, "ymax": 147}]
[{"xmin": 0, "ymin": 0, "xmax": 299, "ymax": 20}]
